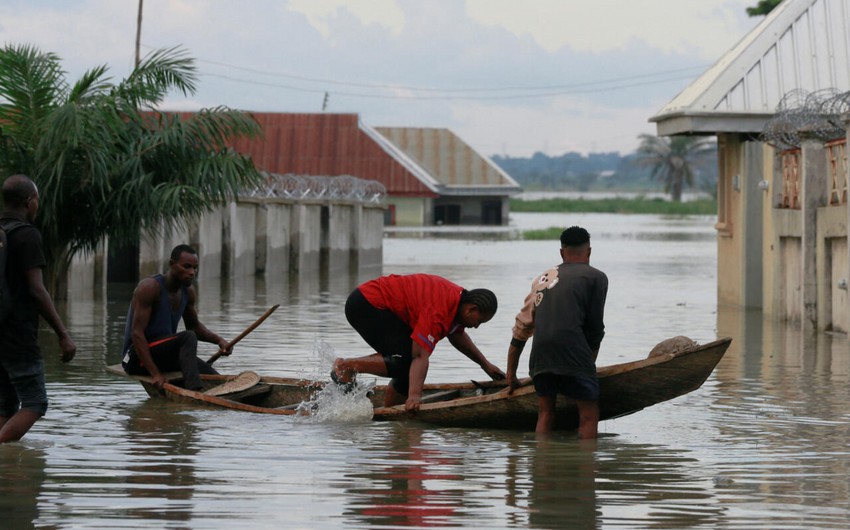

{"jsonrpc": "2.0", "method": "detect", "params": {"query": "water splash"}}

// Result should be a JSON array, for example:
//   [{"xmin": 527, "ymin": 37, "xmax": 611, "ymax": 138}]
[{"xmin": 292, "ymin": 338, "xmax": 376, "ymax": 423}]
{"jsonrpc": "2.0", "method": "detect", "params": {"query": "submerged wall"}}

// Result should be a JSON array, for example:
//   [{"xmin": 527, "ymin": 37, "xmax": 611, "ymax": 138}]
[{"xmin": 69, "ymin": 196, "xmax": 385, "ymax": 292}]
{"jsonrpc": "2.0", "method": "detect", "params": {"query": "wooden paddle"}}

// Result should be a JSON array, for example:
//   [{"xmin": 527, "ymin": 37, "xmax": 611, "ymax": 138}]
[{"xmin": 207, "ymin": 304, "xmax": 280, "ymax": 365}]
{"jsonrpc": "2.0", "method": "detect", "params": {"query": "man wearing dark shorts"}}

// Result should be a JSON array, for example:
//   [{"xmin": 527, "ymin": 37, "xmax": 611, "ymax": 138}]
[
  {"xmin": 506, "ymin": 226, "xmax": 608, "ymax": 439},
  {"xmin": 121, "ymin": 244, "xmax": 231, "ymax": 391},
  {"xmin": 0, "ymin": 175, "xmax": 76, "ymax": 443},
  {"xmin": 333, "ymin": 273, "xmax": 505, "ymax": 412}
]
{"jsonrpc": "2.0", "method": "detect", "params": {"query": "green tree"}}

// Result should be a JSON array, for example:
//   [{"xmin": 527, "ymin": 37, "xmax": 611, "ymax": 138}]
[
  {"xmin": 746, "ymin": 0, "xmax": 782, "ymax": 16},
  {"xmin": 0, "ymin": 44, "xmax": 262, "ymax": 296},
  {"xmin": 635, "ymin": 134, "xmax": 715, "ymax": 202}
]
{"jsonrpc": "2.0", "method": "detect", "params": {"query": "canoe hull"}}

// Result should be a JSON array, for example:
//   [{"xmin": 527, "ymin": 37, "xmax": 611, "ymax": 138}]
[
  {"xmin": 372, "ymin": 337, "xmax": 732, "ymax": 431},
  {"xmin": 106, "ymin": 337, "xmax": 731, "ymax": 431}
]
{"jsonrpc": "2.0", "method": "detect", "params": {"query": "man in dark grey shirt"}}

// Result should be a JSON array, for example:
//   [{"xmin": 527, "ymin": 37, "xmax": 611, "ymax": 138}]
[{"xmin": 506, "ymin": 226, "xmax": 608, "ymax": 438}]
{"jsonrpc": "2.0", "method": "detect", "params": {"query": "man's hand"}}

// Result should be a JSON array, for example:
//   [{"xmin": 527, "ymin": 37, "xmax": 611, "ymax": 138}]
[
  {"xmin": 151, "ymin": 372, "xmax": 167, "ymax": 390},
  {"xmin": 217, "ymin": 337, "xmax": 233, "ymax": 357},
  {"xmin": 484, "ymin": 362, "xmax": 505, "ymax": 381},
  {"xmin": 405, "ymin": 394, "xmax": 421, "ymax": 413},
  {"xmin": 58, "ymin": 334, "xmax": 76, "ymax": 363},
  {"xmin": 506, "ymin": 371, "xmax": 520, "ymax": 395}
]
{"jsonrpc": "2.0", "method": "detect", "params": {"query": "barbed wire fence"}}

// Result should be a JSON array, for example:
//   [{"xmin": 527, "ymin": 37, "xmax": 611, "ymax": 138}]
[
  {"xmin": 761, "ymin": 88, "xmax": 849, "ymax": 150},
  {"xmin": 240, "ymin": 173, "xmax": 387, "ymax": 204}
]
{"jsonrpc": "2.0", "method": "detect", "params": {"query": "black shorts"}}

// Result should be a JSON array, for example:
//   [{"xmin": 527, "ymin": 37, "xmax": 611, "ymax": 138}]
[
  {"xmin": 533, "ymin": 373, "xmax": 600, "ymax": 401},
  {"xmin": 345, "ymin": 288, "xmax": 414, "ymax": 395}
]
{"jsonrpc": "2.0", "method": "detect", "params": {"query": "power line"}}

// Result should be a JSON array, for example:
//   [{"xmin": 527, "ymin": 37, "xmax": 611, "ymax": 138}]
[
  {"xmin": 141, "ymin": 43, "xmax": 708, "ymax": 101},
  {"xmin": 201, "ymin": 70, "xmax": 702, "ymax": 101},
  {"xmin": 196, "ymin": 55, "xmax": 708, "ymax": 93}
]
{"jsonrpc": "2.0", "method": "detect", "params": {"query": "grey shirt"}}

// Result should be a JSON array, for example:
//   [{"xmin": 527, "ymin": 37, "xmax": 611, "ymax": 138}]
[{"xmin": 512, "ymin": 262, "xmax": 608, "ymax": 378}]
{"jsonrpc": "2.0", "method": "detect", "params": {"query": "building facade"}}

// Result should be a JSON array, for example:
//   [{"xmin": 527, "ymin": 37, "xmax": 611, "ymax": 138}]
[
  {"xmin": 228, "ymin": 113, "xmax": 521, "ymax": 227},
  {"xmin": 651, "ymin": 0, "xmax": 850, "ymax": 334}
]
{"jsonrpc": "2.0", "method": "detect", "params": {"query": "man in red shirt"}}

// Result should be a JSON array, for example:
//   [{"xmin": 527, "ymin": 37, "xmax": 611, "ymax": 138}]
[{"xmin": 333, "ymin": 274, "xmax": 504, "ymax": 412}]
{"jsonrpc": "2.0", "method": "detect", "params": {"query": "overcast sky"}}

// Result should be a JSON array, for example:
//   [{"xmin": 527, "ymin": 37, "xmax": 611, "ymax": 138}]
[{"xmin": 1, "ymin": 1, "xmax": 763, "ymax": 157}]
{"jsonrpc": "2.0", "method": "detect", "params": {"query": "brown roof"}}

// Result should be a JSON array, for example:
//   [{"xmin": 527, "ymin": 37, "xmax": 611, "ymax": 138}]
[
  {"xmin": 374, "ymin": 127, "xmax": 520, "ymax": 191},
  {"xmin": 230, "ymin": 113, "xmax": 438, "ymax": 197}
]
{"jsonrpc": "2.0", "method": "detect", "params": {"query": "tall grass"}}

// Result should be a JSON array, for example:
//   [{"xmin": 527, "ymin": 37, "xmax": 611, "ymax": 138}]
[
  {"xmin": 511, "ymin": 196, "xmax": 717, "ymax": 215},
  {"xmin": 513, "ymin": 196, "xmax": 717, "ymax": 240}
]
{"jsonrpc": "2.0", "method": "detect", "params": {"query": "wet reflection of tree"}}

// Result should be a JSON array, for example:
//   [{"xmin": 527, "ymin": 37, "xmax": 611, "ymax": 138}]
[
  {"xmin": 343, "ymin": 426, "xmax": 469, "ymax": 528},
  {"xmin": 0, "ymin": 445, "xmax": 47, "ymax": 528},
  {"xmin": 120, "ymin": 400, "xmax": 202, "ymax": 524}
]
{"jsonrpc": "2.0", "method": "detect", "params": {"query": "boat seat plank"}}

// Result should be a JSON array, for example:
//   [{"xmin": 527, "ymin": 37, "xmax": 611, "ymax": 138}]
[{"xmin": 420, "ymin": 389, "xmax": 460, "ymax": 404}]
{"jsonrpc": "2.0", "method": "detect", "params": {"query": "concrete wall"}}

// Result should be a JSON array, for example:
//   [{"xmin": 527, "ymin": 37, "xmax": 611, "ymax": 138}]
[
  {"xmin": 263, "ymin": 200, "xmax": 292, "ymax": 281},
  {"xmin": 193, "ymin": 207, "xmax": 224, "ymax": 281},
  {"xmin": 716, "ymin": 134, "xmax": 745, "ymax": 306},
  {"xmin": 139, "ymin": 223, "xmax": 191, "ymax": 278},
  {"xmin": 290, "ymin": 202, "xmax": 322, "ymax": 275},
  {"xmin": 817, "ymin": 206, "xmax": 848, "ymax": 333},
  {"xmin": 389, "ymin": 196, "xmax": 429, "ymax": 226},
  {"xmin": 69, "ymin": 196, "xmax": 384, "ymax": 292},
  {"xmin": 223, "ymin": 200, "xmax": 258, "ymax": 278},
  {"xmin": 322, "ymin": 203, "xmax": 353, "ymax": 275},
  {"xmin": 724, "ymin": 125, "xmax": 850, "ymax": 336}
]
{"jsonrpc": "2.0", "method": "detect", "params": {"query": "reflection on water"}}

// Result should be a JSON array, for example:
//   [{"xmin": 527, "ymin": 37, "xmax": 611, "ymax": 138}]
[
  {"xmin": 4, "ymin": 212, "xmax": 850, "ymax": 528},
  {"xmin": 0, "ymin": 444, "xmax": 46, "ymax": 528}
]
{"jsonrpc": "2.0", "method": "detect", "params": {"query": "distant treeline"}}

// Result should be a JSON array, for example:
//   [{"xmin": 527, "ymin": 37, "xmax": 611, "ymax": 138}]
[{"xmin": 491, "ymin": 148, "xmax": 718, "ymax": 194}]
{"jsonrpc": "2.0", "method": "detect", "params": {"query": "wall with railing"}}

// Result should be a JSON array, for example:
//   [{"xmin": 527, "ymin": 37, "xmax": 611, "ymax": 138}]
[{"xmin": 68, "ymin": 174, "xmax": 387, "ymax": 292}]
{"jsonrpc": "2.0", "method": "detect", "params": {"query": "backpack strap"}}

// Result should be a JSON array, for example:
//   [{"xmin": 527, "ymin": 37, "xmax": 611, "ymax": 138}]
[{"xmin": 0, "ymin": 217, "xmax": 30, "ymax": 235}]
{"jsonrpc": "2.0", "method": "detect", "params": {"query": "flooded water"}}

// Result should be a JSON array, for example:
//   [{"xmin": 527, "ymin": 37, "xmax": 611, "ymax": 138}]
[{"xmin": 3, "ymin": 212, "xmax": 850, "ymax": 529}]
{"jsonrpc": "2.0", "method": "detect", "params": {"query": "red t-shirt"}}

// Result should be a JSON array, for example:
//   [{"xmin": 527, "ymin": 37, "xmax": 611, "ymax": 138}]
[{"xmin": 358, "ymin": 274, "xmax": 464, "ymax": 354}]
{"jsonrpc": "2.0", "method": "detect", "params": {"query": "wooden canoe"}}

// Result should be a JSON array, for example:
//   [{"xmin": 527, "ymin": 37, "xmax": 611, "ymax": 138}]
[
  {"xmin": 373, "ymin": 337, "xmax": 732, "ymax": 430},
  {"xmin": 105, "ymin": 336, "xmax": 731, "ymax": 430}
]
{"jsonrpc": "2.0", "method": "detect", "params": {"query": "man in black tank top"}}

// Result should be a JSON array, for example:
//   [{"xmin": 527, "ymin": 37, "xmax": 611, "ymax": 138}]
[{"xmin": 122, "ymin": 244, "xmax": 232, "ymax": 391}]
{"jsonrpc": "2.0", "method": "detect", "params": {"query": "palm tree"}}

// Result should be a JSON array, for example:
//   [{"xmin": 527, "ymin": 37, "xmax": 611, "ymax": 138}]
[
  {"xmin": 635, "ymin": 134, "xmax": 715, "ymax": 202},
  {"xmin": 0, "ymin": 44, "xmax": 263, "ymax": 296},
  {"xmin": 746, "ymin": 0, "xmax": 782, "ymax": 17}
]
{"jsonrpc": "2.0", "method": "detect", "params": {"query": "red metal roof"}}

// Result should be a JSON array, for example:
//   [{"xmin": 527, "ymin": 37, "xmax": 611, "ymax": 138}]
[{"xmin": 229, "ymin": 113, "xmax": 438, "ymax": 197}]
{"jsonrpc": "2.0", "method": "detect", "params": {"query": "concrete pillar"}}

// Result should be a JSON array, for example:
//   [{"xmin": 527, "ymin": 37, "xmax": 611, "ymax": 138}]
[
  {"xmin": 290, "ymin": 202, "xmax": 321, "ymax": 275},
  {"xmin": 322, "ymin": 203, "xmax": 353, "ymax": 275},
  {"xmin": 740, "ymin": 140, "xmax": 765, "ymax": 308},
  {"xmin": 255, "ymin": 202, "xmax": 268, "ymax": 274},
  {"xmin": 192, "ymin": 206, "xmax": 224, "ymax": 281},
  {"xmin": 351, "ymin": 203, "xmax": 384, "ymax": 274},
  {"xmin": 844, "ymin": 115, "xmax": 850, "ymax": 336},
  {"xmin": 800, "ymin": 135, "xmax": 829, "ymax": 333},
  {"xmin": 264, "ymin": 200, "xmax": 291, "ymax": 280},
  {"xmin": 223, "ymin": 200, "xmax": 258, "ymax": 278}
]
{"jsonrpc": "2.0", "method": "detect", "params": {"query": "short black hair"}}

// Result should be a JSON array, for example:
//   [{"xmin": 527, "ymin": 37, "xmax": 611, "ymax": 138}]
[
  {"xmin": 560, "ymin": 226, "xmax": 590, "ymax": 247},
  {"xmin": 2, "ymin": 174, "xmax": 37, "ymax": 208},
  {"xmin": 460, "ymin": 288, "xmax": 498, "ymax": 317},
  {"xmin": 170, "ymin": 244, "xmax": 198, "ymax": 261}
]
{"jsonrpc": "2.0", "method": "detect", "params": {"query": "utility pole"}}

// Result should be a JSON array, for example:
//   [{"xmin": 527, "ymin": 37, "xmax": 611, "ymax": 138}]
[
  {"xmin": 134, "ymin": 0, "xmax": 143, "ymax": 67},
  {"xmin": 322, "ymin": 92, "xmax": 329, "ymax": 111}
]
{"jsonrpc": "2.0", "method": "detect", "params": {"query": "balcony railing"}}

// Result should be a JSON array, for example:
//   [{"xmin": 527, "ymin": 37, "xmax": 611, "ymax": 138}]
[
  {"xmin": 780, "ymin": 149, "xmax": 801, "ymax": 209},
  {"xmin": 826, "ymin": 139, "xmax": 848, "ymax": 206}
]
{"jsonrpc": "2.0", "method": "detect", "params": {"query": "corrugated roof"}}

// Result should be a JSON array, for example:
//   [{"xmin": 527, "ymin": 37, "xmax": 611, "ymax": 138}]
[
  {"xmin": 652, "ymin": 0, "xmax": 850, "ymax": 135},
  {"xmin": 373, "ymin": 127, "xmax": 521, "ymax": 194},
  {"xmin": 229, "ymin": 113, "xmax": 439, "ymax": 197}
]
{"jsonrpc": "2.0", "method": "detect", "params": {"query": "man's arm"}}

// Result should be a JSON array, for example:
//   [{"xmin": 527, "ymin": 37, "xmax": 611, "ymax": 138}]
[
  {"xmin": 506, "ymin": 278, "xmax": 539, "ymax": 392},
  {"xmin": 129, "ymin": 278, "xmax": 165, "ymax": 387},
  {"xmin": 405, "ymin": 342, "xmax": 432, "ymax": 413},
  {"xmin": 505, "ymin": 339, "xmax": 526, "ymax": 393},
  {"xmin": 447, "ymin": 330, "xmax": 505, "ymax": 380},
  {"xmin": 24, "ymin": 267, "xmax": 75, "ymax": 363},
  {"xmin": 182, "ymin": 287, "xmax": 230, "ymax": 354}
]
